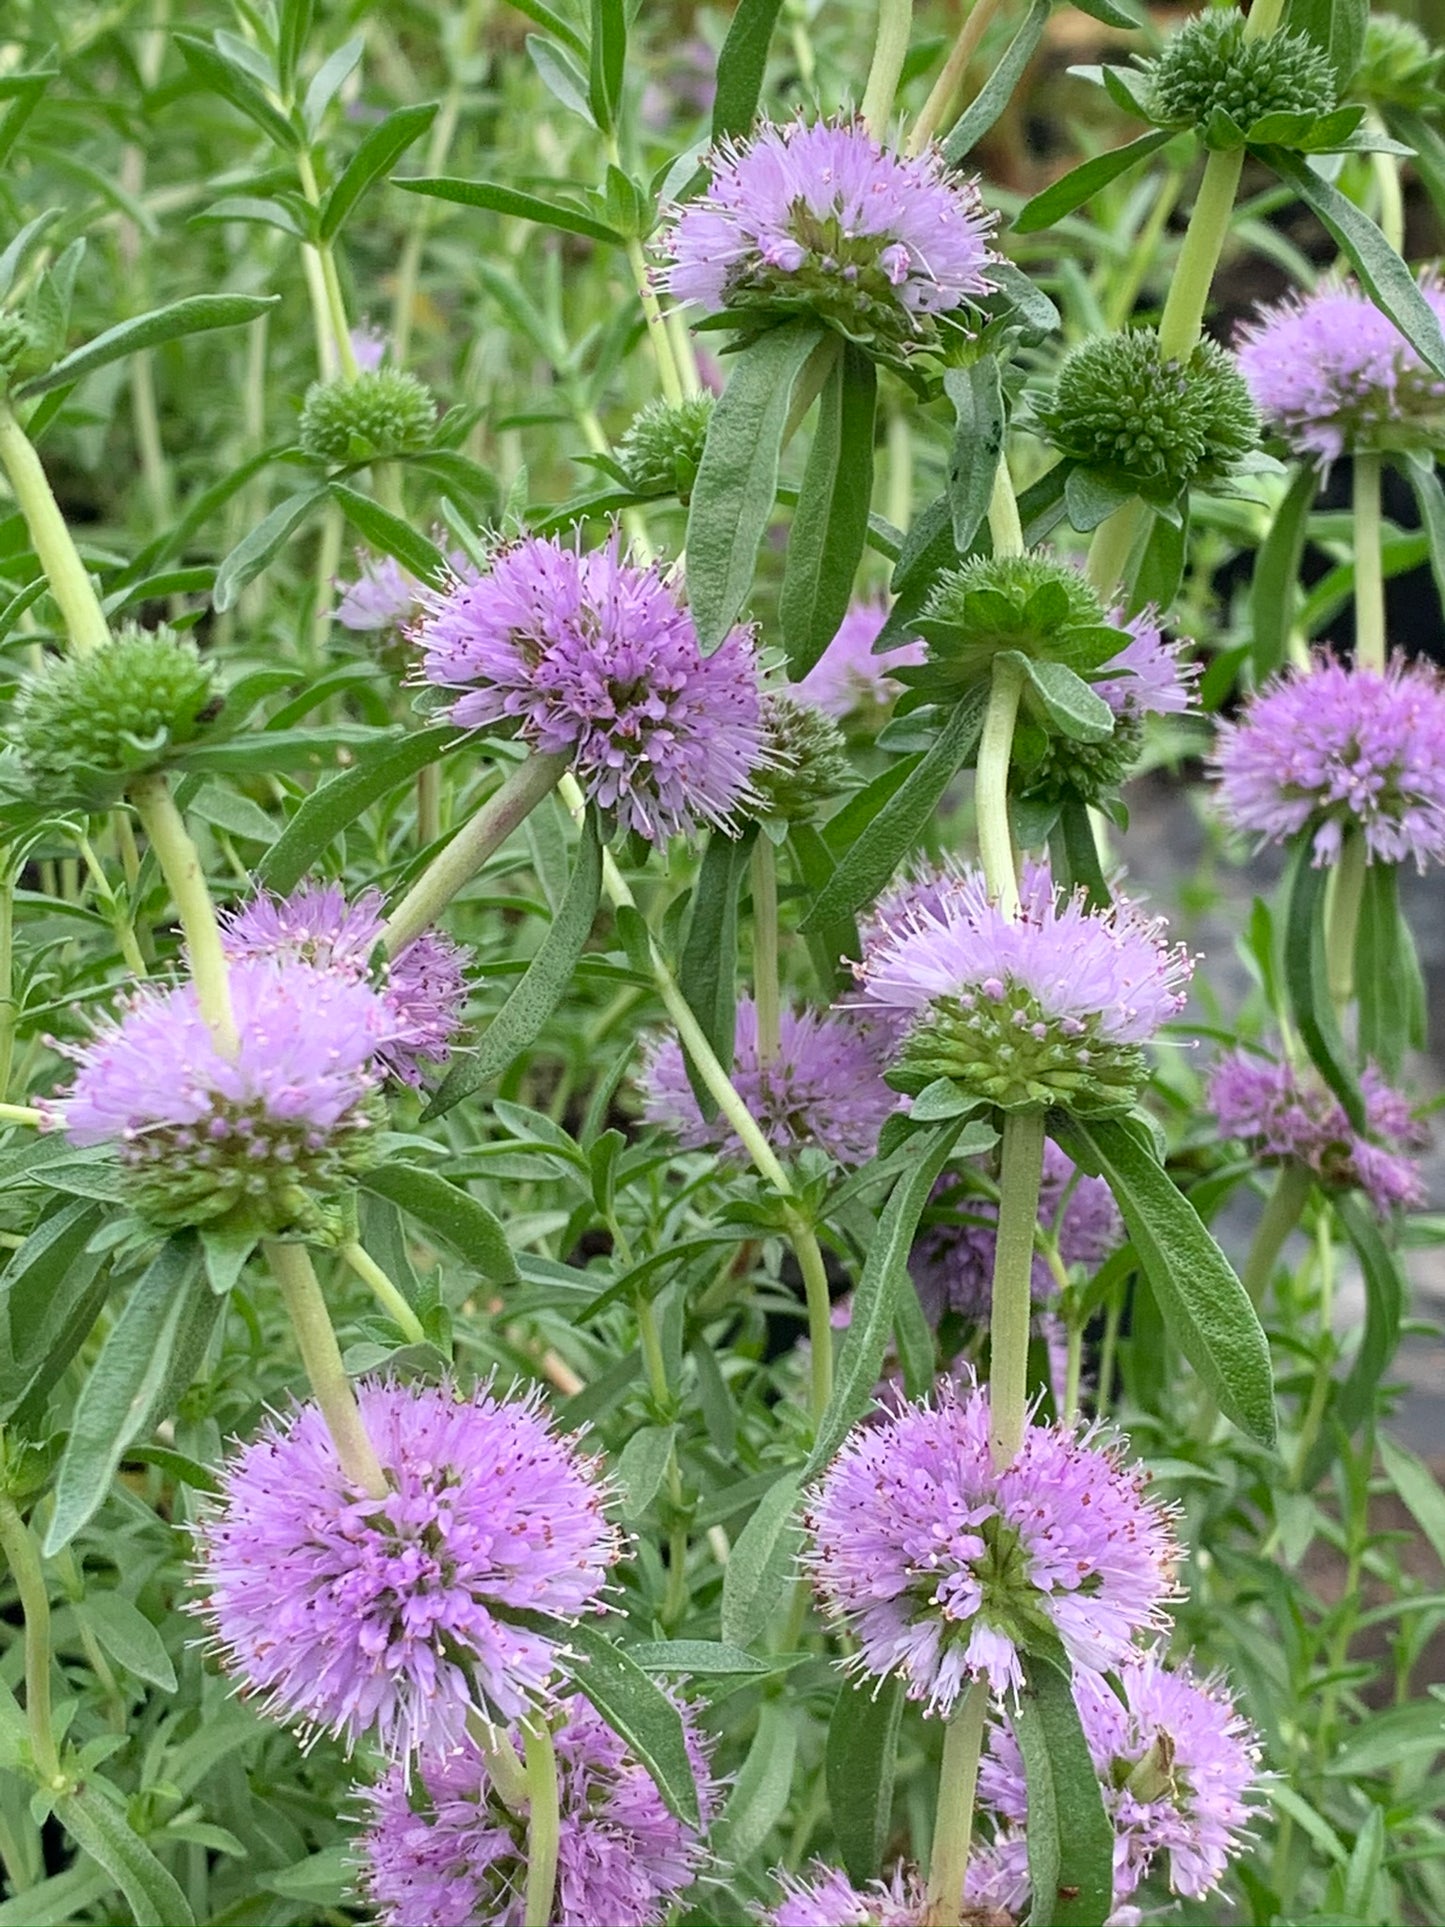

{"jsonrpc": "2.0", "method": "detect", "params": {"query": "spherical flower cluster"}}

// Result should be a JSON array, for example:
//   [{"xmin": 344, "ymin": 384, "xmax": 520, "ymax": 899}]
[
  {"xmin": 1209, "ymin": 1049, "xmax": 1425, "ymax": 1215},
  {"xmin": 804, "ymin": 1380, "xmax": 1177, "ymax": 1711},
  {"xmin": 1211, "ymin": 655, "xmax": 1445, "ymax": 869},
  {"xmin": 195, "ymin": 1380, "xmax": 619, "ymax": 1759},
  {"xmin": 222, "ymin": 882, "xmax": 468, "ymax": 1086},
  {"xmin": 751, "ymin": 692, "xmax": 852, "ymax": 822},
  {"xmin": 640, "ymin": 998, "xmax": 897, "ymax": 1167},
  {"xmin": 299, "ymin": 368, "xmax": 436, "ymax": 464},
  {"xmin": 794, "ymin": 595, "xmax": 925, "ymax": 722},
  {"xmin": 980, "ymin": 1653, "xmax": 1260, "ymax": 1902},
  {"xmin": 414, "ymin": 534, "xmax": 764, "ymax": 842},
  {"xmin": 915, "ymin": 552, "xmax": 1121, "ymax": 711},
  {"xmin": 855, "ymin": 861, "xmax": 1193, "ymax": 1114},
  {"xmin": 54, "ymin": 957, "xmax": 393, "ymax": 1234},
  {"xmin": 1236, "ymin": 279, "xmax": 1445, "ymax": 463},
  {"xmin": 661, "ymin": 117, "xmax": 995, "ymax": 354},
  {"xmin": 764, "ymin": 1853, "xmax": 1025, "ymax": 1927},
  {"xmin": 1353, "ymin": 13, "xmax": 1444, "ymax": 112},
  {"xmin": 1143, "ymin": 9, "xmax": 1336, "ymax": 137},
  {"xmin": 912, "ymin": 1139, "xmax": 1123, "ymax": 1321},
  {"xmin": 337, "ymin": 553, "xmax": 427, "ymax": 633},
  {"xmin": 361, "ymin": 1692, "xmax": 716, "ymax": 1927},
  {"xmin": 616, "ymin": 393, "xmax": 715, "ymax": 502}
]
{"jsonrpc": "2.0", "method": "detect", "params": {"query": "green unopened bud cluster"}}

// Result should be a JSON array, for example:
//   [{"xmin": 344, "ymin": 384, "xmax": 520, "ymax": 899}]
[
  {"xmin": 299, "ymin": 368, "xmax": 436, "ymax": 464},
  {"xmin": 1038, "ymin": 330, "xmax": 1258, "ymax": 507},
  {"xmin": 1144, "ymin": 10, "xmax": 1337, "ymax": 138},
  {"xmin": 617, "ymin": 393, "xmax": 715, "ymax": 502},
  {"xmin": 0, "ymin": 312, "xmax": 37, "ymax": 389},
  {"xmin": 750, "ymin": 692, "xmax": 850, "ymax": 821},
  {"xmin": 9, "ymin": 623, "xmax": 219, "ymax": 805},
  {"xmin": 897, "ymin": 985, "xmax": 1146, "ymax": 1115},
  {"xmin": 1353, "ymin": 13, "xmax": 1444, "ymax": 111},
  {"xmin": 911, "ymin": 554, "xmax": 1126, "ymax": 708}
]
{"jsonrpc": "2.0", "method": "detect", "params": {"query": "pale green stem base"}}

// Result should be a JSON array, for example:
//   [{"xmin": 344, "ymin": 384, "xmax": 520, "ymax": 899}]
[
  {"xmin": 1086, "ymin": 496, "xmax": 1146, "ymax": 599},
  {"xmin": 1156, "ymin": 147, "xmax": 1245, "ymax": 360},
  {"xmin": 1352, "ymin": 452, "xmax": 1386, "ymax": 674},
  {"xmin": 0, "ymin": 1493, "xmax": 64, "ymax": 1788},
  {"xmin": 0, "ymin": 1104, "xmax": 41, "ymax": 1128},
  {"xmin": 128, "ymin": 774, "xmax": 237, "ymax": 1055},
  {"xmin": 986, "ymin": 458, "xmax": 1023, "ymax": 558},
  {"xmin": 976, "ymin": 658, "xmax": 1025, "ymax": 916},
  {"xmin": 1242, "ymin": 1162, "xmax": 1312, "ymax": 1307},
  {"xmin": 752, "ymin": 837, "xmax": 781, "ymax": 1064},
  {"xmin": 922, "ymin": 1678, "xmax": 988, "ymax": 1925},
  {"xmin": 264, "ymin": 1241, "xmax": 388, "ymax": 1499},
  {"xmin": 467, "ymin": 1710, "xmax": 530, "ymax": 1811},
  {"xmin": 0, "ymin": 402, "xmax": 110, "ymax": 657},
  {"xmin": 383, "ymin": 751, "xmax": 569, "ymax": 954},
  {"xmin": 906, "ymin": 0, "xmax": 1004, "ymax": 155},
  {"xmin": 522, "ymin": 1719, "xmax": 561, "ymax": 1927},
  {"xmin": 340, "ymin": 1242, "xmax": 426, "ymax": 1345},
  {"xmin": 988, "ymin": 1110, "xmax": 1048, "ymax": 1467},
  {"xmin": 860, "ymin": 0, "xmax": 914, "ymax": 137},
  {"xmin": 1326, "ymin": 831, "xmax": 1367, "ymax": 1013}
]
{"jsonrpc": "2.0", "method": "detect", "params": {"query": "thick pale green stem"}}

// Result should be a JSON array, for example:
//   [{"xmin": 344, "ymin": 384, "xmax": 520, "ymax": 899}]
[
  {"xmin": 922, "ymin": 1679, "xmax": 988, "ymax": 1926},
  {"xmin": 467, "ymin": 1710, "xmax": 530, "ymax": 1811},
  {"xmin": 1326, "ymin": 830, "xmax": 1368, "ymax": 1013},
  {"xmin": 522, "ymin": 1720, "xmax": 561, "ymax": 1927},
  {"xmin": 382, "ymin": 752, "xmax": 570, "ymax": 954},
  {"xmin": 297, "ymin": 151, "xmax": 359, "ymax": 381},
  {"xmin": 976, "ymin": 657, "xmax": 1025, "ymax": 917},
  {"xmin": 906, "ymin": 0, "xmax": 1004, "ymax": 156},
  {"xmin": 0, "ymin": 402, "xmax": 111, "ymax": 657},
  {"xmin": 1063, "ymin": 1316, "xmax": 1083, "ymax": 1424},
  {"xmin": 264, "ymin": 1241, "xmax": 388, "ymax": 1499},
  {"xmin": 752, "ymin": 837, "xmax": 781, "ymax": 1064},
  {"xmin": 860, "ymin": 0, "xmax": 914, "ymax": 137},
  {"xmin": 0, "ymin": 860, "xmax": 14, "ymax": 1101},
  {"xmin": 340, "ymin": 1242, "xmax": 426, "ymax": 1345},
  {"xmin": 1086, "ymin": 496, "xmax": 1147, "ymax": 599},
  {"xmin": 625, "ymin": 236, "xmax": 685, "ymax": 407},
  {"xmin": 797, "ymin": 1230, "xmax": 835, "ymax": 1429},
  {"xmin": 127, "ymin": 774, "xmax": 237, "ymax": 1055},
  {"xmin": 987, "ymin": 1109, "xmax": 1047, "ymax": 1467},
  {"xmin": 0, "ymin": 1104, "xmax": 41, "ymax": 1128},
  {"xmin": 1242, "ymin": 1162, "xmax": 1312, "ymax": 1306},
  {"xmin": 0, "ymin": 1493, "xmax": 64, "ymax": 1788},
  {"xmin": 1156, "ymin": 147, "xmax": 1245, "ymax": 360},
  {"xmin": 1243, "ymin": 0, "xmax": 1287, "ymax": 39},
  {"xmin": 1352, "ymin": 452, "xmax": 1386, "ymax": 674},
  {"xmin": 986, "ymin": 458, "xmax": 1023, "ymax": 558}
]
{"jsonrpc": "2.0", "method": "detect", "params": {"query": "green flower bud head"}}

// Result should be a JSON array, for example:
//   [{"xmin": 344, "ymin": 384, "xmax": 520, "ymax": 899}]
[
  {"xmin": 0, "ymin": 312, "xmax": 36, "ymax": 387},
  {"xmin": 898, "ymin": 988, "xmax": 1149, "ymax": 1113},
  {"xmin": 1037, "ymin": 330, "xmax": 1258, "ymax": 507},
  {"xmin": 906, "ymin": 554, "xmax": 1127, "ymax": 711},
  {"xmin": 1144, "ymin": 10, "xmax": 1337, "ymax": 141},
  {"xmin": 750, "ymin": 692, "xmax": 851, "ymax": 821},
  {"xmin": 299, "ymin": 369, "xmax": 436, "ymax": 464},
  {"xmin": 1352, "ymin": 14, "xmax": 1444, "ymax": 111},
  {"xmin": 1015, "ymin": 711, "xmax": 1144, "ymax": 808},
  {"xmin": 9, "ymin": 623, "xmax": 219, "ymax": 806},
  {"xmin": 616, "ymin": 393, "xmax": 715, "ymax": 502}
]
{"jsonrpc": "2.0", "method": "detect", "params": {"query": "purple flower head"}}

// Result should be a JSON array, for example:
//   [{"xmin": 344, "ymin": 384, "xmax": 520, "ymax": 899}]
[
  {"xmin": 414, "ymin": 533, "xmax": 764, "ymax": 841},
  {"xmin": 661, "ymin": 118, "xmax": 995, "ymax": 353},
  {"xmin": 361, "ymin": 1691, "xmax": 716, "ymax": 1926},
  {"xmin": 803, "ymin": 1379, "xmax": 1178, "ymax": 1712},
  {"xmin": 1235, "ymin": 278, "xmax": 1445, "ymax": 463},
  {"xmin": 350, "ymin": 323, "xmax": 388, "ymax": 372},
  {"xmin": 855, "ymin": 860, "xmax": 1192, "ymax": 1114},
  {"xmin": 337, "ymin": 549, "xmax": 479, "ymax": 635},
  {"xmin": 1209, "ymin": 1048, "xmax": 1425, "ymax": 1215},
  {"xmin": 980, "ymin": 1652, "xmax": 1260, "ymax": 1902},
  {"xmin": 1094, "ymin": 605, "xmax": 1199, "ymax": 722},
  {"xmin": 912, "ymin": 1139, "xmax": 1123, "ymax": 1320},
  {"xmin": 222, "ymin": 881, "xmax": 468, "ymax": 1087},
  {"xmin": 196, "ymin": 1380, "xmax": 619, "ymax": 1760},
  {"xmin": 1211, "ymin": 654, "xmax": 1445, "ymax": 869},
  {"xmin": 763, "ymin": 1855, "xmax": 1024, "ymax": 1927},
  {"xmin": 794, "ymin": 595, "xmax": 926, "ymax": 722},
  {"xmin": 53, "ymin": 956, "xmax": 392, "ymax": 1232},
  {"xmin": 639, "ymin": 997, "xmax": 899, "ymax": 1167}
]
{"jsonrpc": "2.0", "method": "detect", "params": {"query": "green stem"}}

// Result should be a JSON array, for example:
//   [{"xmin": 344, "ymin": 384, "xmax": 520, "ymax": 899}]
[
  {"xmin": 0, "ymin": 401, "xmax": 111, "ymax": 657},
  {"xmin": 1325, "ymin": 830, "xmax": 1367, "ymax": 1013},
  {"xmin": 127, "ymin": 774, "xmax": 237, "ymax": 1055},
  {"xmin": 467, "ymin": 1710, "xmax": 530, "ymax": 1812},
  {"xmin": 1156, "ymin": 147, "xmax": 1245, "ymax": 360},
  {"xmin": 752, "ymin": 837, "xmax": 781, "ymax": 1064},
  {"xmin": 264, "ymin": 1241, "xmax": 388, "ymax": 1499},
  {"xmin": 1063, "ymin": 1315, "xmax": 1083, "ymax": 1424},
  {"xmin": 1241, "ymin": 1161, "xmax": 1312, "ymax": 1306},
  {"xmin": 798, "ymin": 1228, "xmax": 835, "ymax": 1431},
  {"xmin": 986, "ymin": 457, "xmax": 1023, "ymax": 558},
  {"xmin": 0, "ymin": 1493, "xmax": 64, "ymax": 1788},
  {"xmin": 1243, "ymin": 0, "xmax": 1287, "ymax": 39},
  {"xmin": 625, "ymin": 236, "xmax": 685, "ymax": 406},
  {"xmin": 1352, "ymin": 452, "xmax": 1386, "ymax": 673},
  {"xmin": 906, "ymin": 0, "xmax": 1004, "ymax": 156},
  {"xmin": 987, "ymin": 1109, "xmax": 1047, "ymax": 1467},
  {"xmin": 1086, "ymin": 495, "xmax": 1146, "ymax": 599},
  {"xmin": 382, "ymin": 751, "xmax": 570, "ymax": 954},
  {"xmin": 0, "ymin": 859, "xmax": 14, "ymax": 1101},
  {"xmin": 1372, "ymin": 141, "xmax": 1404, "ymax": 256},
  {"xmin": 922, "ymin": 1678, "xmax": 988, "ymax": 1925},
  {"xmin": 522, "ymin": 1719, "xmax": 561, "ymax": 1927},
  {"xmin": 297, "ymin": 151, "xmax": 359, "ymax": 381},
  {"xmin": 0, "ymin": 1104, "xmax": 41, "ymax": 1128},
  {"xmin": 76, "ymin": 836, "xmax": 147, "ymax": 979},
  {"xmin": 1096, "ymin": 1286, "xmax": 1123, "ymax": 1418},
  {"xmin": 860, "ymin": 0, "xmax": 914, "ymax": 137},
  {"xmin": 976, "ymin": 656, "xmax": 1025, "ymax": 917},
  {"xmin": 340, "ymin": 1242, "xmax": 426, "ymax": 1345}
]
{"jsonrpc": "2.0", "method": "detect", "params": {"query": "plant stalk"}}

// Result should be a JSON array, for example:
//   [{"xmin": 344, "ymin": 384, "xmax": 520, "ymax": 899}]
[
  {"xmin": 1156, "ymin": 148, "xmax": 1245, "ymax": 360},
  {"xmin": 987, "ymin": 1108, "xmax": 1047, "ymax": 1467},
  {"xmin": 340, "ymin": 1242, "xmax": 426, "ymax": 1345},
  {"xmin": 264, "ymin": 1241, "xmax": 388, "ymax": 1500},
  {"xmin": 467, "ymin": 1710, "xmax": 531, "ymax": 1812},
  {"xmin": 975, "ymin": 656, "xmax": 1025, "ymax": 917},
  {"xmin": 752, "ymin": 836, "xmax": 782, "ymax": 1064},
  {"xmin": 1351, "ymin": 451, "xmax": 1386, "ymax": 673},
  {"xmin": 1325, "ymin": 830, "xmax": 1368, "ymax": 1013},
  {"xmin": 922, "ymin": 1678, "xmax": 988, "ymax": 1925},
  {"xmin": 1241, "ymin": 1161, "xmax": 1312, "ymax": 1306},
  {"xmin": 1086, "ymin": 496, "xmax": 1146, "ymax": 599},
  {"xmin": 860, "ymin": 0, "xmax": 914, "ymax": 137},
  {"xmin": 0, "ymin": 402, "xmax": 111, "ymax": 657},
  {"xmin": 127, "ymin": 774, "xmax": 237, "ymax": 1056},
  {"xmin": 0, "ymin": 1492, "xmax": 64, "ymax": 1788},
  {"xmin": 522, "ymin": 1719, "xmax": 561, "ymax": 1927},
  {"xmin": 906, "ymin": 0, "xmax": 1004, "ymax": 156}
]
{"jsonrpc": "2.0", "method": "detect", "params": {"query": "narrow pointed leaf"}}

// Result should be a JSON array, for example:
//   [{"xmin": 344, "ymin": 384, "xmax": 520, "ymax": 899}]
[
  {"xmin": 1014, "ymin": 129, "xmax": 1173, "ymax": 234},
  {"xmin": 16, "ymin": 294, "xmax": 279, "ymax": 398},
  {"xmin": 258, "ymin": 725, "xmax": 459, "ymax": 893},
  {"xmin": 721, "ymin": 1470, "xmax": 804, "ymax": 1649},
  {"xmin": 213, "ymin": 485, "xmax": 328, "ymax": 610},
  {"xmin": 327, "ymin": 482, "xmax": 448, "ymax": 585},
  {"xmin": 561, "ymin": 1620, "xmax": 701, "ymax": 1826},
  {"xmin": 393, "ymin": 175, "xmax": 623, "ymax": 245},
  {"xmin": 678, "ymin": 825, "xmax": 757, "ymax": 1114},
  {"xmin": 320, "ymin": 103, "xmax": 438, "ymax": 241},
  {"xmin": 359, "ymin": 1165, "xmax": 517, "ymax": 1283},
  {"xmin": 1012, "ymin": 1649, "xmax": 1116, "ymax": 1927},
  {"xmin": 1283, "ymin": 838, "xmax": 1366, "ymax": 1129},
  {"xmin": 944, "ymin": 358, "xmax": 1004, "ymax": 554},
  {"xmin": 827, "ymin": 1675, "xmax": 905, "ymax": 1886},
  {"xmin": 780, "ymin": 342, "xmax": 877, "ymax": 675},
  {"xmin": 56, "ymin": 1785, "xmax": 194, "ymax": 1927},
  {"xmin": 943, "ymin": 0, "xmax": 1052, "ymax": 161},
  {"xmin": 712, "ymin": 0, "xmax": 785, "ymax": 140},
  {"xmin": 1250, "ymin": 463, "xmax": 1317, "ymax": 674}
]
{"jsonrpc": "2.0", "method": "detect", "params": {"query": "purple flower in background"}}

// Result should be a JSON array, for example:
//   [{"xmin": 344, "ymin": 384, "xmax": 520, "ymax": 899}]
[
  {"xmin": 196, "ymin": 1381, "xmax": 619, "ymax": 1759},
  {"xmin": 855, "ymin": 860, "xmax": 1192, "ymax": 1113},
  {"xmin": 803, "ymin": 1380, "xmax": 1177, "ymax": 1711},
  {"xmin": 52, "ymin": 956, "xmax": 392, "ymax": 1230},
  {"xmin": 414, "ymin": 533, "xmax": 764, "ymax": 841},
  {"xmin": 911, "ymin": 1139, "xmax": 1123, "ymax": 1321},
  {"xmin": 1209, "ymin": 1049, "xmax": 1425, "ymax": 1215},
  {"xmin": 1211, "ymin": 655, "xmax": 1445, "ymax": 869},
  {"xmin": 350, "ymin": 323, "xmax": 388, "ymax": 372},
  {"xmin": 1235, "ymin": 278, "xmax": 1445, "ymax": 463},
  {"xmin": 362, "ymin": 1692, "xmax": 716, "ymax": 1926},
  {"xmin": 336, "ymin": 554, "xmax": 421, "ymax": 633},
  {"xmin": 763, "ymin": 1854, "xmax": 1026, "ymax": 1926},
  {"xmin": 794, "ymin": 595, "xmax": 926, "ymax": 721},
  {"xmin": 639, "ymin": 997, "xmax": 898, "ymax": 1167},
  {"xmin": 980, "ymin": 1652, "xmax": 1260, "ymax": 1901},
  {"xmin": 223, "ymin": 882, "xmax": 468, "ymax": 1086},
  {"xmin": 661, "ymin": 118, "xmax": 994, "ymax": 347},
  {"xmin": 1094, "ymin": 605, "xmax": 1198, "ymax": 721}
]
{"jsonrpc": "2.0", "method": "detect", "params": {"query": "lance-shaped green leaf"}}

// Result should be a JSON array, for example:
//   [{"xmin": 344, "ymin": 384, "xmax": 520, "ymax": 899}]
[
  {"xmin": 1014, "ymin": 129, "xmax": 1173, "ymax": 234},
  {"xmin": 393, "ymin": 175, "xmax": 624, "ymax": 245},
  {"xmin": 827, "ymin": 1676, "xmax": 905, "ymax": 1886},
  {"xmin": 258, "ymin": 725, "xmax": 459, "ymax": 893},
  {"xmin": 425, "ymin": 810, "xmax": 602, "ymax": 1116},
  {"xmin": 1059, "ymin": 1116, "xmax": 1277, "ymax": 1445},
  {"xmin": 944, "ymin": 358, "xmax": 1004, "ymax": 554},
  {"xmin": 1023, "ymin": 657, "xmax": 1115, "ymax": 743},
  {"xmin": 1250, "ymin": 464, "xmax": 1317, "ymax": 675},
  {"xmin": 712, "ymin": 0, "xmax": 786, "ymax": 141},
  {"xmin": 15, "ymin": 293, "xmax": 279, "ymax": 398},
  {"xmin": 943, "ymin": 0, "xmax": 1052, "ymax": 162},
  {"xmin": 320, "ymin": 102, "xmax": 438, "ymax": 241},
  {"xmin": 328, "ymin": 481, "xmax": 448, "ymax": 585},
  {"xmin": 588, "ymin": 0, "xmax": 627, "ymax": 134},
  {"xmin": 678, "ymin": 824, "xmax": 756, "ymax": 1114},
  {"xmin": 561, "ymin": 1620, "xmax": 700, "ymax": 1825},
  {"xmin": 359, "ymin": 1165, "xmax": 517, "ymax": 1284},
  {"xmin": 1283, "ymin": 838, "xmax": 1366, "ymax": 1130},
  {"xmin": 780, "ymin": 342, "xmax": 877, "ymax": 675},
  {"xmin": 0, "ymin": 1198, "xmax": 107, "ymax": 1420},
  {"xmin": 1286, "ymin": 0, "xmax": 1367, "ymax": 84},
  {"xmin": 213, "ymin": 484, "xmax": 328, "ymax": 610},
  {"xmin": 175, "ymin": 33, "xmax": 299, "ymax": 150},
  {"xmin": 1354, "ymin": 860, "xmax": 1424, "ymax": 1077},
  {"xmin": 720, "ymin": 1469, "xmax": 804, "ymax": 1650},
  {"xmin": 1399, "ymin": 449, "xmax": 1445, "ymax": 618},
  {"xmin": 1326, "ymin": 1196, "xmax": 1406, "ymax": 1446},
  {"xmin": 1012, "ymin": 1647, "xmax": 1117, "ymax": 1927},
  {"xmin": 56, "ymin": 1784, "xmax": 194, "ymax": 1927},
  {"xmin": 687, "ymin": 320, "xmax": 828, "ymax": 650}
]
